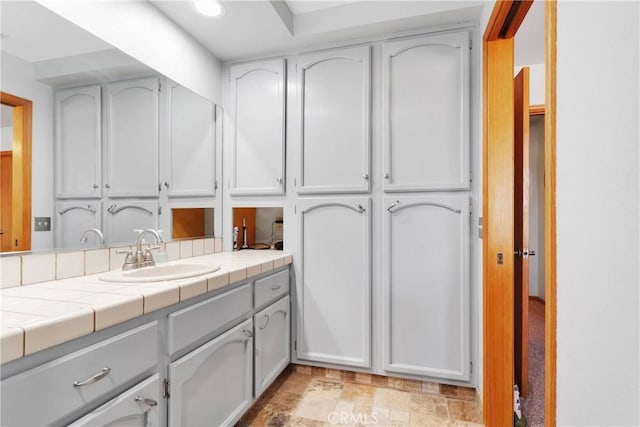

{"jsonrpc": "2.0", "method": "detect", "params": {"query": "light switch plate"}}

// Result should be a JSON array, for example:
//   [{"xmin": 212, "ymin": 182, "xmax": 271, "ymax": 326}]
[{"xmin": 34, "ymin": 217, "xmax": 51, "ymax": 231}]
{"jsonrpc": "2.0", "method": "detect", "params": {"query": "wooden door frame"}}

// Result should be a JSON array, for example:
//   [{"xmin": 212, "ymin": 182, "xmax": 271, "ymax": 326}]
[
  {"xmin": 1, "ymin": 92, "xmax": 32, "ymax": 251},
  {"xmin": 482, "ymin": 1, "xmax": 556, "ymax": 425}
]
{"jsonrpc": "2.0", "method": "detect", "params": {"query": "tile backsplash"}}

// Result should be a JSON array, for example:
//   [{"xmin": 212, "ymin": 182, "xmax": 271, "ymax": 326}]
[{"xmin": 0, "ymin": 237, "xmax": 223, "ymax": 289}]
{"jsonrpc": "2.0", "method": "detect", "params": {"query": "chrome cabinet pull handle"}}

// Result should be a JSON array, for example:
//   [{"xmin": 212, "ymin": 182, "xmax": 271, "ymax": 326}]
[
  {"xmin": 105, "ymin": 184, "xmax": 111, "ymax": 189},
  {"xmin": 384, "ymin": 173, "xmax": 390, "ymax": 179},
  {"xmin": 164, "ymin": 182, "xmax": 170, "ymax": 189},
  {"xmin": 135, "ymin": 396, "xmax": 158, "ymax": 407},
  {"xmin": 260, "ymin": 314, "xmax": 270, "ymax": 330},
  {"xmin": 271, "ymin": 284, "xmax": 281, "ymax": 291},
  {"xmin": 243, "ymin": 329, "xmax": 253, "ymax": 338},
  {"xmin": 93, "ymin": 184, "xmax": 98, "ymax": 189},
  {"xmin": 73, "ymin": 367, "xmax": 111, "ymax": 387},
  {"xmin": 363, "ymin": 173, "xmax": 369, "ymax": 180}
]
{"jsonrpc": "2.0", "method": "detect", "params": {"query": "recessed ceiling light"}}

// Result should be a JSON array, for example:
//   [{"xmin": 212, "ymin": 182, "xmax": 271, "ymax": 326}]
[{"xmin": 190, "ymin": 0, "xmax": 225, "ymax": 17}]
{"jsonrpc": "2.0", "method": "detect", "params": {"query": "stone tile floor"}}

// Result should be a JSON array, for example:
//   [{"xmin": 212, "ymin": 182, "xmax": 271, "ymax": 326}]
[{"xmin": 237, "ymin": 367, "xmax": 483, "ymax": 426}]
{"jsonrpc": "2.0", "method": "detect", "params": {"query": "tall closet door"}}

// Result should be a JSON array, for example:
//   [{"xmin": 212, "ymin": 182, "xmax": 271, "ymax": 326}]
[
  {"xmin": 298, "ymin": 46, "xmax": 371, "ymax": 194},
  {"xmin": 230, "ymin": 59, "xmax": 285, "ymax": 195},
  {"xmin": 166, "ymin": 83, "xmax": 216, "ymax": 197},
  {"xmin": 383, "ymin": 195, "xmax": 470, "ymax": 381},
  {"xmin": 106, "ymin": 77, "xmax": 159, "ymax": 198},
  {"xmin": 105, "ymin": 200, "xmax": 158, "ymax": 245},
  {"xmin": 55, "ymin": 85, "xmax": 102, "ymax": 199},
  {"xmin": 297, "ymin": 198, "xmax": 371, "ymax": 368},
  {"xmin": 382, "ymin": 31, "xmax": 470, "ymax": 192},
  {"xmin": 55, "ymin": 201, "xmax": 101, "ymax": 249}
]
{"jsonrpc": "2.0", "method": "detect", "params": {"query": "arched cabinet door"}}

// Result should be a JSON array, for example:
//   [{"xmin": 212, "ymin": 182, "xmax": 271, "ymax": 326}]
[
  {"xmin": 383, "ymin": 195, "xmax": 471, "ymax": 381},
  {"xmin": 296, "ymin": 198, "xmax": 371, "ymax": 368},
  {"xmin": 105, "ymin": 77, "xmax": 159, "ymax": 198},
  {"xmin": 230, "ymin": 59, "xmax": 286, "ymax": 196},
  {"xmin": 382, "ymin": 31, "xmax": 470, "ymax": 192},
  {"xmin": 55, "ymin": 85, "xmax": 102, "ymax": 199},
  {"xmin": 297, "ymin": 46, "xmax": 371, "ymax": 194},
  {"xmin": 104, "ymin": 200, "xmax": 158, "ymax": 245},
  {"xmin": 55, "ymin": 201, "xmax": 102, "ymax": 249},
  {"xmin": 168, "ymin": 319, "xmax": 253, "ymax": 427}
]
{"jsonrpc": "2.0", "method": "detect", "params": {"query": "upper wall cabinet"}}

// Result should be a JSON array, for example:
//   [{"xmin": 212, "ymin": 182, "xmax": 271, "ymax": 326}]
[
  {"xmin": 382, "ymin": 31, "xmax": 470, "ymax": 192},
  {"xmin": 105, "ymin": 77, "xmax": 159, "ymax": 198},
  {"xmin": 230, "ymin": 59, "xmax": 286, "ymax": 196},
  {"xmin": 297, "ymin": 46, "xmax": 371, "ymax": 194},
  {"xmin": 165, "ymin": 83, "xmax": 216, "ymax": 197},
  {"xmin": 55, "ymin": 85, "xmax": 102, "ymax": 199}
]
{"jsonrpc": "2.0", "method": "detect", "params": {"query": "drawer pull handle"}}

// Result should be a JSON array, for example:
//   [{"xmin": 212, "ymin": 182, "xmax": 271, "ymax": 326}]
[
  {"xmin": 271, "ymin": 284, "xmax": 281, "ymax": 291},
  {"xmin": 135, "ymin": 396, "xmax": 158, "ymax": 407},
  {"xmin": 243, "ymin": 329, "xmax": 253, "ymax": 338},
  {"xmin": 73, "ymin": 367, "xmax": 111, "ymax": 387},
  {"xmin": 260, "ymin": 314, "xmax": 270, "ymax": 330}
]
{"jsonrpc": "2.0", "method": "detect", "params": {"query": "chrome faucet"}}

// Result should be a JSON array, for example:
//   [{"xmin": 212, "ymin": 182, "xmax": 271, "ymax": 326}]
[
  {"xmin": 120, "ymin": 229, "xmax": 164, "ymax": 270},
  {"xmin": 80, "ymin": 228, "xmax": 105, "ymax": 245}
]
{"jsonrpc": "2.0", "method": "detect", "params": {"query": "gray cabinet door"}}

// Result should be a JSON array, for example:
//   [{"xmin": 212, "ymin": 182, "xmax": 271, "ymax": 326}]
[
  {"xmin": 55, "ymin": 85, "xmax": 102, "ymax": 199},
  {"xmin": 383, "ymin": 195, "xmax": 470, "ymax": 381},
  {"xmin": 165, "ymin": 82, "xmax": 216, "ymax": 197},
  {"xmin": 104, "ymin": 200, "xmax": 158, "ymax": 245},
  {"xmin": 230, "ymin": 59, "xmax": 286, "ymax": 195},
  {"xmin": 382, "ymin": 32, "xmax": 470, "ymax": 192},
  {"xmin": 105, "ymin": 77, "xmax": 159, "ymax": 198},
  {"xmin": 254, "ymin": 296, "xmax": 290, "ymax": 397},
  {"xmin": 68, "ymin": 375, "xmax": 161, "ymax": 427},
  {"xmin": 56, "ymin": 201, "xmax": 101, "ymax": 249},
  {"xmin": 297, "ymin": 198, "xmax": 371, "ymax": 368},
  {"xmin": 297, "ymin": 46, "xmax": 371, "ymax": 194},
  {"xmin": 168, "ymin": 319, "xmax": 253, "ymax": 427}
]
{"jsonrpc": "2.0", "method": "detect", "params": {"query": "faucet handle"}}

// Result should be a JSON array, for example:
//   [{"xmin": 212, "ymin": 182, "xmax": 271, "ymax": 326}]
[
  {"xmin": 117, "ymin": 249, "xmax": 137, "ymax": 270},
  {"xmin": 142, "ymin": 245, "xmax": 161, "ymax": 267}
]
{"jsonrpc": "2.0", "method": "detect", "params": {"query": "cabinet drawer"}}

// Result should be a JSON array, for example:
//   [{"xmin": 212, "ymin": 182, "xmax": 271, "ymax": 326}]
[
  {"xmin": 1, "ymin": 322, "xmax": 158, "ymax": 427},
  {"xmin": 254, "ymin": 269, "xmax": 289, "ymax": 309},
  {"xmin": 168, "ymin": 283, "xmax": 252, "ymax": 355}
]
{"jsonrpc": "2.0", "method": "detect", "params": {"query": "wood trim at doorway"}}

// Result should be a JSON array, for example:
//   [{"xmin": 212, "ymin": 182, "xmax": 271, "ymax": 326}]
[
  {"xmin": 530, "ymin": 104, "xmax": 546, "ymax": 116},
  {"xmin": 482, "ymin": 0, "xmax": 556, "ymax": 425},
  {"xmin": 1, "ymin": 92, "xmax": 32, "ymax": 251}
]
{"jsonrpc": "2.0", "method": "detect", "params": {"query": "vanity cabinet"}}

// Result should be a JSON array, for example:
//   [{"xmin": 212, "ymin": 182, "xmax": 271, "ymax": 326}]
[
  {"xmin": 0, "ymin": 322, "xmax": 158, "ymax": 426},
  {"xmin": 104, "ymin": 200, "xmax": 158, "ymax": 245},
  {"xmin": 382, "ymin": 195, "xmax": 470, "ymax": 381},
  {"xmin": 296, "ymin": 198, "xmax": 371, "ymax": 368},
  {"xmin": 254, "ymin": 295, "xmax": 290, "ymax": 397},
  {"xmin": 382, "ymin": 31, "xmax": 470, "ymax": 192},
  {"xmin": 105, "ymin": 77, "xmax": 159, "ymax": 198},
  {"xmin": 164, "ymin": 83, "xmax": 216, "ymax": 198},
  {"xmin": 297, "ymin": 46, "xmax": 371, "ymax": 194},
  {"xmin": 168, "ymin": 318, "xmax": 254, "ymax": 427},
  {"xmin": 55, "ymin": 85, "xmax": 102, "ymax": 199},
  {"xmin": 229, "ymin": 59, "xmax": 286, "ymax": 196},
  {"xmin": 68, "ymin": 374, "xmax": 161, "ymax": 427},
  {"xmin": 55, "ymin": 201, "xmax": 102, "ymax": 248}
]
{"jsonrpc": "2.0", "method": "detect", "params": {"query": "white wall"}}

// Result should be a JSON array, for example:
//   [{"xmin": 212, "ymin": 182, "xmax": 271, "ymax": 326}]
[
  {"xmin": 556, "ymin": 1, "xmax": 639, "ymax": 425},
  {"xmin": 1, "ymin": 52, "xmax": 54, "ymax": 251},
  {"xmin": 1, "ymin": 126, "xmax": 12, "ymax": 151},
  {"xmin": 528, "ymin": 115, "xmax": 545, "ymax": 300},
  {"xmin": 36, "ymin": 0, "xmax": 223, "ymax": 104}
]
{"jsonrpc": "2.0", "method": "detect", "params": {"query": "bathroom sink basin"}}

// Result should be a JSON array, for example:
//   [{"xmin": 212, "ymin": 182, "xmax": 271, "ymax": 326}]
[{"xmin": 99, "ymin": 263, "xmax": 220, "ymax": 283}]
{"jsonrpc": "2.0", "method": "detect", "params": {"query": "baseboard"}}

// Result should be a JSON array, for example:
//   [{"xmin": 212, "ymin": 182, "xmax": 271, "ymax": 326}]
[{"xmin": 529, "ymin": 295, "xmax": 545, "ymax": 305}]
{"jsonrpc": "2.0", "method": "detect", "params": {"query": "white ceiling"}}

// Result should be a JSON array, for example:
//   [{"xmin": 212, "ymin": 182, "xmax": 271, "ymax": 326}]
[{"xmin": 151, "ymin": 0, "xmax": 485, "ymax": 62}]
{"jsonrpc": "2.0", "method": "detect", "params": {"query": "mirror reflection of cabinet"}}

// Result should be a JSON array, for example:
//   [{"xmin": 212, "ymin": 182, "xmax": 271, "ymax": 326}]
[
  {"xmin": 104, "ymin": 200, "xmax": 159, "ymax": 246},
  {"xmin": 105, "ymin": 77, "xmax": 159, "ymax": 198},
  {"xmin": 164, "ymin": 83, "xmax": 216, "ymax": 197},
  {"xmin": 55, "ymin": 85, "xmax": 102, "ymax": 199},
  {"xmin": 55, "ymin": 202, "xmax": 102, "ymax": 248},
  {"xmin": 230, "ymin": 59, "xmax": 285, "ymax": 196}
]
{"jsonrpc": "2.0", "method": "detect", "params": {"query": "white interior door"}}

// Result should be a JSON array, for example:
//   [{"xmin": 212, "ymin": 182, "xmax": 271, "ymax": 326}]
[
  {"xmin": 297, "ymin": 198, "xmax": 371, "ymax": 368},
  {"xmin": 106, "ymin": 77, "xmax": 159, "ymax": 198},
  {"xmin": 230, "ymin": 59, "xmax": 285, "ymax": 195},
  {"xmin": 298, "ymin": 46, "xmax": 371, "ymax": 194},
  {"xmin": 55, "ymin": 85, "xmax": 102, "ymax": 199},
  {"xmin": 382, "ymin": 31, "xmax": 470, "ymax": 192},
  {"xmin": 383, "ymin": 195, "xmax": 470, "ymax": 381}
]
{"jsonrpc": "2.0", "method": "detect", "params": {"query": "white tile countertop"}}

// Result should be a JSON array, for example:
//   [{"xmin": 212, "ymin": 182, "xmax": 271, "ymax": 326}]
[{"xmin": 0, "ymin": 251, "xmax": 292, "ymax": 364}]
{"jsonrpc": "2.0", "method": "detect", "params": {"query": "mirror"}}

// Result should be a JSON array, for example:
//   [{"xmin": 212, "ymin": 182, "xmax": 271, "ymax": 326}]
[{"xmin": 0, "ymin": 0, "xmax": 222, "ymax": 254}]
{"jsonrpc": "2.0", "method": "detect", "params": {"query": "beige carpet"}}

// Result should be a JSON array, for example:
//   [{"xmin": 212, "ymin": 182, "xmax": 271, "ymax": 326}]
[{"xmin": 521, "ymin": 299, "xmax": 545, "ymax": 426}]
